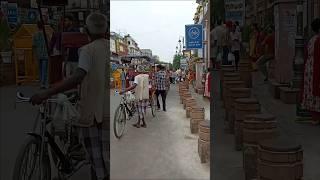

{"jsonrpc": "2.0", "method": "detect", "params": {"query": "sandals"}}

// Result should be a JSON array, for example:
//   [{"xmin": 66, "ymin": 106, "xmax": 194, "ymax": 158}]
[
  {"xmin": 133, "ymin": 124, "xmax": 140, "ymax": 128},
  {"xmin": 133, "ymin": 123, "xmax": 147, "ymax": 128}
]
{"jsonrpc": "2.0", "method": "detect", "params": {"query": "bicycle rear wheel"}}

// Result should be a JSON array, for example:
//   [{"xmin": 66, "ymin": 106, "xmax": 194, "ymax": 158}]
[
  {"xmin": 151, "ymin": 94, "xmax": 157, "ymax": 118},
  {"xmin": 12, "ymin": 136, "xmax": 51, "ymax": 180},
  {"xmin": 114, "ymin": 105, "xmax": 127, "ymax": 139}
]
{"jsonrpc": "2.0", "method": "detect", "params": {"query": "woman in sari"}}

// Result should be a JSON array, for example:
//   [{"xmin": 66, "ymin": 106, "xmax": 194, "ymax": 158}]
[
  {"xmin": 204, "ymin": 68, "xmax": 211, "ymax": 98},
  {"xmin": 302, "ymin": 18, "xmax": 320, "ymax": 125}
]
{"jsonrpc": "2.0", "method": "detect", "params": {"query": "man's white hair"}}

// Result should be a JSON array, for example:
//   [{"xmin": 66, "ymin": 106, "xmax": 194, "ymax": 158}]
[{"xmin": 86, "ymin": 12, "xmax": 108, "ymax": 34}]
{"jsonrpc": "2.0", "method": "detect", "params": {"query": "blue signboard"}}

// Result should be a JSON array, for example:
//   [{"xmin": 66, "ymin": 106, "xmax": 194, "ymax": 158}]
[
  {"xmin": 7, "ymin": 3, "xmax": 17, "ymax": 24},
  {"xmin": 185, "ymin": 24, "xmax": 203, "ymax": 49}
]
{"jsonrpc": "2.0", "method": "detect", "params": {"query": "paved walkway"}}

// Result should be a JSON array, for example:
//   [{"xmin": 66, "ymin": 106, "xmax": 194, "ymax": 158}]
[
  {"xmin": 110, "ymin": 84, "xmax": 210, "ymax": 180},
  {"xmin": 211, "ymin": 70, "xmax": 320, "ymax": 180}
]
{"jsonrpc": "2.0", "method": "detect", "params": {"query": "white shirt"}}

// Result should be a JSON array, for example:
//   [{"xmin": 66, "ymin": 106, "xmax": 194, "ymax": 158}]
[
  {"xmin": 77, "ymin": 39, "xmax": 108, "ymax": 126},
  {"xmin": 134, "ymin": 74, "xmax": 149, "ymax": 101},
  {"xmin": 214, "ymin": 25, "xmax": 227, "ymax": 47},
  {"xmin": 78, "ymin": 50, "xmax": 91, "ymax": 72}
]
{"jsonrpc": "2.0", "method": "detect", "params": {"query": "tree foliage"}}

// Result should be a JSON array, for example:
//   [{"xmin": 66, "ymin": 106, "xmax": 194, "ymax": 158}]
[
  {"xmin": 173, "ymin": 54, "xmax": 182, "ymax": 70},
  {"xmin": 0, "ymin": 19, "xmax": 11, "ymax": 51}
]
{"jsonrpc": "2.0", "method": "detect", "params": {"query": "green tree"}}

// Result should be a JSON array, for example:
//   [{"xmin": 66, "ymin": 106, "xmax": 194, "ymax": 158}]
[{"xmin": 173, "ymin": 54, "xmax": 182, "ymax": 70}]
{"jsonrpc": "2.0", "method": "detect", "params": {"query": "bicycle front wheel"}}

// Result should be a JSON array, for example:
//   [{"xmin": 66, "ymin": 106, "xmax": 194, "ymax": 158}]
[
  {"xmin": 12, "ymin": 136, "xmax": 51, "ymax": 180},
  {"xmin": 114, "ymin": 105, "xmax": 127, "ymax": 139}
]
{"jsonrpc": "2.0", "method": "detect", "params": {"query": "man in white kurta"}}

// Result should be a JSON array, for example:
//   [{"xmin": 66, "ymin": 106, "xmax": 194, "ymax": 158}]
[{"xmin": 120, "ymin": 65, "xmax": 149, "ymax": 128}]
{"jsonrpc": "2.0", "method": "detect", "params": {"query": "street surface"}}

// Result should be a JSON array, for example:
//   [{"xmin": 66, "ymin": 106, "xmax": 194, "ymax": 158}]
[
  {"xmin": 211, "ymin": 71, "xmax": 320, "ymax": 180},
  {"xmin": 0, "ymin": 84, "xmax": 210, "ymax": 180},
  {"xmin": 110, "ymin": 84, "xmax": 210, "ymax": 180}
]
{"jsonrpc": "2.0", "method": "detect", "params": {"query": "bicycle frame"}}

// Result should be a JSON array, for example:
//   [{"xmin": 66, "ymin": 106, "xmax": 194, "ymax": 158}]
[
  {"xmin": 29, "ymin": 102, "xmax": 73, "ymax": 175},
  {"xmin": 118, "ymin": 93, "xmax": 135, "ymax": 119}
]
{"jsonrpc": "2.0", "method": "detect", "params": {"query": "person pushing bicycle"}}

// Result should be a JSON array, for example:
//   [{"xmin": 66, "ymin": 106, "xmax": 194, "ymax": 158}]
[
  {"xmin": 120, "ymin": 65, "xmax": 150, "ymax": 128},
  {"xmin": 30, "ymin": 12, "xmax": 109, "ymax": 180}
]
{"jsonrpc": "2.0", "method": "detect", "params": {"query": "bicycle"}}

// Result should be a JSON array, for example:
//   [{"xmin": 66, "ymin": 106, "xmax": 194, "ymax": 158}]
[
  {"xmin": 113, "ymin": 90, "xmax": 157, "ymax": 139},
  {"xmin": 12, "ymin": 91, "xmax": 88, "ymax": 180}
]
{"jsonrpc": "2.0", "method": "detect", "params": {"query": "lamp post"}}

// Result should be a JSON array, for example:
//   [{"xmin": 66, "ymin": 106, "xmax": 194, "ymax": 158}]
[
  {"xmin": 178, "ymin": 39, "xmax": 182, "ymax": 55},
  {"xmin": 291, "ymin": 0, "xmax": 310, "ymax": 118}
]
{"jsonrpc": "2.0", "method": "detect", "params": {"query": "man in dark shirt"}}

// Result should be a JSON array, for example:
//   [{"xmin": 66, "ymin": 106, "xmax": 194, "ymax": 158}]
[{"xmin": 62, "ymin": 14, "xmax": 80, "ymax": 78}]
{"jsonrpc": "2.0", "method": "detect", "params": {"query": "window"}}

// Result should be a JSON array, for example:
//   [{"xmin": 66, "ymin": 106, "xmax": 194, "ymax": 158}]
[{"xmin": 128, "ymin": 41, "xmax": 131, "ymax": 45}]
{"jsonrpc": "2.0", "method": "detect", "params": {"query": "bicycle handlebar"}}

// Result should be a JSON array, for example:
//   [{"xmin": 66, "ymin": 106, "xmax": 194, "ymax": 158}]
[{"xmin": 16, "ymin": 92, "xmax": 77, "ymax": 104}]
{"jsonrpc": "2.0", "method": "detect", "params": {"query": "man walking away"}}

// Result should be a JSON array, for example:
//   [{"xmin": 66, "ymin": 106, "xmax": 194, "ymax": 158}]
[
  {"xmin": 33, "ymin": 21, "xmax": 49, "ymax": 89},
  {"xmin": 214, "ymin": 20, "xmax": 229, "ymax": 65},
  {"xmin": 121, "ymin": 65, "xmax": 149, "ymax": 128},
  {"xmin": 166, "ymin": 69, "xmax": 171, "ymax": 91},
  {"xmin": 256, "ymin": 27, "xmax": 275, "ymax": 82},
  {"xmin": 155, "ymin": 65, "xmax": 167, "ymax": 111},
  {"xmin": 223, "ymin": 21, "xmax": 232, "ymax": 65},
  {"xmin": 177, "ymin": 68, "xmax": 182, "ymax": 82},
  {"xmin": 230, "ymin": 23, "xmax": 242, "ymax": 70},
  {"xmin": 182, "ymin": 70, "xmax": 186, "ymax": 82},
  {"xmin": 30, "ymin": 13, "xmax": 109, "ymax": 180},
  {"xmin": 169, "ymin": 70, "xmax": 173, "ymax": 84}
]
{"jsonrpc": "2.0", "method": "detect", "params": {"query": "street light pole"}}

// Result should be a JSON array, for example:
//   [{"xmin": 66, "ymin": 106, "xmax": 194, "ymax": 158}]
[
  {"xmin": 178, "ymin": 39, "xmax": 182, "ymax": 55},
  {"xmin": 291, "ymin": 0, "xmax": 310, "ymax": 118}
]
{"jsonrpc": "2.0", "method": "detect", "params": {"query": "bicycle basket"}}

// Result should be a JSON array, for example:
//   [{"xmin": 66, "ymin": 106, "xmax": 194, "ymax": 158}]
[
  {"xmin": 126, "ymin": 91, "xmax": 136, "ymax": 102},
  {"xmin": 53, "ymin": 94, "xmax": 80, "ymax": 136}
]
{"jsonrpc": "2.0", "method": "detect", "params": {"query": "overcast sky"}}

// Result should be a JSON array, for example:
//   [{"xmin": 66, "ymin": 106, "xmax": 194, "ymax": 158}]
[{"xmin": 110, "ymin": 0, "xmax": 198, "ymax": 63}]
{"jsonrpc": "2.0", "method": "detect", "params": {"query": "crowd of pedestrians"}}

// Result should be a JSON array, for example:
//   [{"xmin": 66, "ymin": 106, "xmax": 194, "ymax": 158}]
[
  {"xmin": 212, "ymin": 20, "xmax": 275, "ymax": 83},
  {"xmin": 211, "ymin": 17, "xmax": 320, "ymax": 126}
]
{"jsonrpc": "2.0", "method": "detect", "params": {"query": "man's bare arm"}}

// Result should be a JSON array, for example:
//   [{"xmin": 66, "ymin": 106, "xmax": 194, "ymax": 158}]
[
  {"xmin": 121, "ymin": 84, "xmax": 137, "ymax": 94},
  {"xmin": 46, "ymin": 68, "xmax": 86, "ymax": 97}
]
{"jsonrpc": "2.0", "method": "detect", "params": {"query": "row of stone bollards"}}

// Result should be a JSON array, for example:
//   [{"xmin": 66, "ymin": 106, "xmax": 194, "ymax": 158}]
[
  {"xmin": 220, "ymin": 62, "xmax": 304, "ymax": 180},
  {"xmin": 178, "ymin": 81, "xmax": 210, "ymax": 164}
]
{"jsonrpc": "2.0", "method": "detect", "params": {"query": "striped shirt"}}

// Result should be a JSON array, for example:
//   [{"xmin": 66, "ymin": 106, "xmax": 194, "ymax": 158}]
[{"xmin": 155, "ymin": 71, "xmax": 167, "ymax": 91}]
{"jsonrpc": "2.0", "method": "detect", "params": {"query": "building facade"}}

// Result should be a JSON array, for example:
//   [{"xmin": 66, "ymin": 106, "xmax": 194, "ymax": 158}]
[
  {"xmin": 194, "ymin": 0, "xmax": 210, "ymax": 69},
  {"xmin": 152, "ymin": 55, "xmax": 160, "ymax": 62},
  {"xmin": 124, "ymin": 34, "xmax": 141, "ymax": 56},
  {"xmin": 140, "ymin": 49, "xmax": 153, "ymax": 58},
  {"xmin": 110, "ymin": 32, "xmax": 128, "ymax": 63}
]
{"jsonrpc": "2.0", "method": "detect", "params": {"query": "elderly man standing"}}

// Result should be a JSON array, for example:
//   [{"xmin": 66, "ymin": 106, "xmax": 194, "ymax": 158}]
[{"xmin": 30, "ymin": 12, "xmax": 109, "ymax": 180}]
